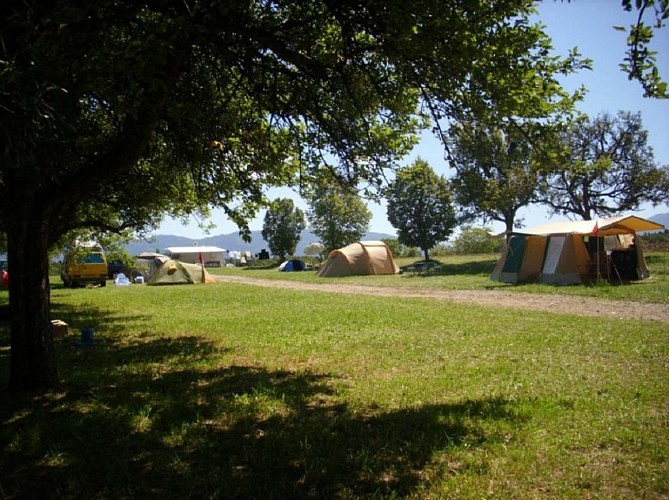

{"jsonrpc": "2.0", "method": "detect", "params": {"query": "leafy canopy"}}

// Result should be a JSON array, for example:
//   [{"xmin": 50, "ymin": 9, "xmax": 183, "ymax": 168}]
[
  {"xmin": 448, "ymin": 119, "xmax": 549, "ymax": 234},
  {"xmin": 308, "ymin": 182, "xmax": 372, "ymax": 254},
  {"xmin": 542, "ymin": 111, "xmax": 669, "ymax": 220},
  {"xmin": 261, "ymin": 198, "xmax": 306, "ymax": 262},
  {"xmin": 386, "ymin": 159, "xmax": 456, "ymax": 261}
]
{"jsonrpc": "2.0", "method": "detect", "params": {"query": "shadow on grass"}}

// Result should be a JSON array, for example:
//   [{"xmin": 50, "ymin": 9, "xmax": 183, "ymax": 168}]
[
  {"xmin": 243, "ymin": 263, "xmax": 279, "ymax": 271},
  {"xmin": 1, "ymin": 313, "xmax": 524, "ymax": 498}
]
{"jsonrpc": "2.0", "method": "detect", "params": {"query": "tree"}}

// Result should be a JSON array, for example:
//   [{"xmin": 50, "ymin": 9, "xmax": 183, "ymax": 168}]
[
  {"xmin": 448, "ymin": 119, "xmax": 549, "ymax": 236},
  {"xmin": 1, "ymin": 1, "xmax": 585, "ymax": 392},
  {"xmin": 542, "ymin": 111, "xmax": 669, "ymax": 220},
  {"xmin": 261, "ymin": 199, "xmax": 306, "ymax": 262},
  {"xmin": 381, "ymin": 238, "xmax": 405, "ymax": 259},
  {"xmin": 308, "ymin": 183, "xmax": 372, "ymax": 254},
  {"xmin": 450, "ymin": 227, "xmax": 504, "ymax": 255},
  {"xmin": 303, "ymin": 242, "xmax": 326, "ymax": 262},
  {"xmin": 386, "ymin": 159, "xmax": 457, "ymax": 262}
]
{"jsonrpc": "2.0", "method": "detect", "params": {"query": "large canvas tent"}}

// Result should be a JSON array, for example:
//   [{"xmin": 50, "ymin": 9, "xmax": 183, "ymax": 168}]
[
  {"xmin": 165, "ymin": 246, "xmax": 226, "ymax": 267},
  {"xmin": 491, "ymin": 215, "xmax": 664, "ymax": 285},
  {"xmin": 147, "ymin": 258, "xmax": 216, "ymax": 285},
  {"xmin": 317, "ymin": 241, "xmax": 399, "ymax": 277}
]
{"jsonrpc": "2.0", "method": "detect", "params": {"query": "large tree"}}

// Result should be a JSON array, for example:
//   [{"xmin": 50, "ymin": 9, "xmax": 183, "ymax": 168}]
[
  {"xmin": 308, "ymin": 183, "xmax": 372, "ymax": 254},
  {"xmin": 261, "ymin": 198, "xmax": 306, "ymax": 262},
  {"xmin": 1, "ymin": 0, "xmax": 585, "ymax": 392},
  {"xmin": 448, "ymin": 119, "xmax": 548, "ymax": 236},
  {"xmin": 386, "ymin": 159, "xmax": 456, "ymax": 262},
  {"xmin": 542, "ymin": 111, "xmax": 669, "ymax": 220}
]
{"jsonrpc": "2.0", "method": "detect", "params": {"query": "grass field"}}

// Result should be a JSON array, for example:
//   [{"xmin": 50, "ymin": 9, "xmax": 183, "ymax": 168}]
[{"xmin": 0, "ymin": 253, "xmax": 667, "ymax": 498}]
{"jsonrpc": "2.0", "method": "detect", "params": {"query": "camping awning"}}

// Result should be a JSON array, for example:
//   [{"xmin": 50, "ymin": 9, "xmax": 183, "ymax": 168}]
[{"xmin": 517, "ymin": 215, "xmax": 664, "ymax": 237}]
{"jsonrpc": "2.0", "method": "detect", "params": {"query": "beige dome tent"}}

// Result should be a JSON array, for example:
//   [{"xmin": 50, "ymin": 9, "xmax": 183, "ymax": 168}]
[
  {"xmin": 317, "ymin": 241, "xmax": 400, "ymax": 277},
  {"xmin": 147, "ymin": 259, "xmax": 217, "ymax": 285}
]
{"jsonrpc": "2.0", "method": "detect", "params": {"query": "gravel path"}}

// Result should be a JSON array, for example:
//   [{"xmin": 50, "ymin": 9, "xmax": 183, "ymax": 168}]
[{"xmin": 216, "ymin": 275, "xmax": 669, "ymax": 323}]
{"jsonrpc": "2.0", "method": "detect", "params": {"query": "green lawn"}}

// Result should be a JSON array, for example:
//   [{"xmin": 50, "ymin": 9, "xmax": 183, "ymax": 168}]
[{"xmin": 0, "ymin": 257, "xmax": 667, "ymax": 498}]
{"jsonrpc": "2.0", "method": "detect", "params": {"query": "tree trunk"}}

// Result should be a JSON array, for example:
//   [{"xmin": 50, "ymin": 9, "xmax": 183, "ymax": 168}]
[
  {"xmin": 7, "ymin": 217, "xmax": 59, "ymax": 392},
  {"xmin": 423, "ymin": 248, "xmax": 429, "ymax": 262},
  {"xmin": 505, "ymin": 216, "xmax": 515, "ymax": 242}
]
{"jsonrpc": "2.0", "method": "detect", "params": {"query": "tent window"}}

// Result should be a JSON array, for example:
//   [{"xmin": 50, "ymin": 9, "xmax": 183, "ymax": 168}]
[{"xmin": 543, "ymin": 236, "xmax": 565, "ymax": 274}]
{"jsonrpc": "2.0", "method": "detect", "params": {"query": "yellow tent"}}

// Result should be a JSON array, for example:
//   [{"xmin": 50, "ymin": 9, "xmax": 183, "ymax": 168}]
[
  {"xmin": 147, "ymin": 259, "xmax": 216, "ymax": 285},
  {"xmin": 317, "ymin": 241, "xmax": 399, "ymax": 277}
]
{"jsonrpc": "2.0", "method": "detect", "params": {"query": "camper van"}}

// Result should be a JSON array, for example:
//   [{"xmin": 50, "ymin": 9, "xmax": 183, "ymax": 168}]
[{"xmin": 61, "ymin": 242, "xmax": 108, "ymax": 287}]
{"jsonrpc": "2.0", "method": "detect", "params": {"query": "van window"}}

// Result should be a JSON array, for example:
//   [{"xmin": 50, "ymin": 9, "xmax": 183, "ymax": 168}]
[{"xmin": 83, "ymin": 253, "xmax": 104, "ymax": 264}]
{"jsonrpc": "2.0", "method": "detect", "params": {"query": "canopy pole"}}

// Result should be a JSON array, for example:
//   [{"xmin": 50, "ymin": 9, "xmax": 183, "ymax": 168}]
[{"xmin": 594, "ymin": 219, "xmax": 600, "ymax": 283}]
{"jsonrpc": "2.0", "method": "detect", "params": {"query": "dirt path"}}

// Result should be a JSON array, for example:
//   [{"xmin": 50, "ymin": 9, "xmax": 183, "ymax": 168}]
[{"xmin": 216, "ymin": 275, "xmax": 669, "ymax": 324}]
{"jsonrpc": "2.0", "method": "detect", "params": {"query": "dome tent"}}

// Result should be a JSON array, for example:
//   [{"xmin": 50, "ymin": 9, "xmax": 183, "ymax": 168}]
[
  {"xmin": 279, "ymin": 259, "xmax": 306, "ymax": 272},
  {"xmin": 147, "ymin": 259, "xmax": 216, "ymax": 285},
  {"xmin": 317, "ymin": 241, "xmax": 399, "ymax": 277}
]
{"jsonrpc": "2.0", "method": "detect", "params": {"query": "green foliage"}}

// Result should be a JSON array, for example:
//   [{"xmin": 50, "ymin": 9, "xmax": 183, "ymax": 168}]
[
  {"xmin": 542, "ymin": 111, "xmax": 669, "ymax": 219},
  {"xmin": 448, "ymin": 119, "xmax": 549, "ymax": 233},
  {"xmin": 303, "ymin": 242, "xmax": 326, "ymax": 261},
  {"xmin": 307, "ymin": 183, "xmax": 371, "ymax": 254},
  {"xmin": 451, "ymin": 227, "xmax": 505, "ymax": 254},
  {"xmin": 381, "ymin": 238, "xmax": 404, "ymax": 258},
  {"xmin": 261, "ymin": 198, "xmax": 306, "ymax": 262},
  {"xmin": 404, "ymin": 246, "xmax": 422, "ymax": 258},
  {"xmin": 386, "ymin": 158, "xmax": 457, "ymax": 261},
  {"xmin": 619, "ymin": 0, "xmax": 669, "ymax": 98}
]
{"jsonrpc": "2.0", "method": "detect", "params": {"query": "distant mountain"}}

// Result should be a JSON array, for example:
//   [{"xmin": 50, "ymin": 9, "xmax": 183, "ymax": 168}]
[
  {"xmin": 649, "ymin": 213, "xmax": 669, "ymax": 230},
  {"xmin": 125, "ymin": 230, "xmax": 396, "ymax": 257}
]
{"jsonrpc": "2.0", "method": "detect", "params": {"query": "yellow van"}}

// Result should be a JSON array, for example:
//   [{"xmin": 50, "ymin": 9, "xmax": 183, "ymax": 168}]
[{"xmin": 61, "ymin": 242, "xmax": 108, "ymax": 287}]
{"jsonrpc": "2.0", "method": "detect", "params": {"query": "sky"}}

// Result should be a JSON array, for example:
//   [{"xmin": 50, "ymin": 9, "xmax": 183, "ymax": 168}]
[{"xmin": 157, "ymin": 1, "xmax": 669, "ymax": 240}]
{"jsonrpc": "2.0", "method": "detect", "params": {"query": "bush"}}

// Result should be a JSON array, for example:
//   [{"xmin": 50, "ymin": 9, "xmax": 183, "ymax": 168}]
[{"xmin": 451, "ymin": 227, "xmax": 504, "ymax": 254}]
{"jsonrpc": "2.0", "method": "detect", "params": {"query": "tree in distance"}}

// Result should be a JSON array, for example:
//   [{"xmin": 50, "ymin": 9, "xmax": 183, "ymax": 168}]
[
  {"xmin": 308, "ymin": 183, "xmax": 372, "ymax": 255},
  {"xmin": 541, "ymin": 111, "xmax": 669, "ymax": 220},
  {"xmin": 448, "ymin": 119, "xmax": 549, "ymax": 236},
  {"xmin": 386, "ymin": 159, "xmax": 457, "ymax": 262},
  {"xmin": 304, "ymin": 242, "xmax": 326, "ymax": 262},
  {"xmin": 450, "ymin": 227, "xmax": 505, "ymax": 255},
  {"xmin": 261, "ymin": 198, "xmax": 306, "ymax": 263}
]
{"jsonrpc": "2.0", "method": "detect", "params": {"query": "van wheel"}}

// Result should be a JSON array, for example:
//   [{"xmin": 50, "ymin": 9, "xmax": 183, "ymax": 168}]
[{"xmin": 100, "ymin": 280, "xmax": 107, "ymax": 287}]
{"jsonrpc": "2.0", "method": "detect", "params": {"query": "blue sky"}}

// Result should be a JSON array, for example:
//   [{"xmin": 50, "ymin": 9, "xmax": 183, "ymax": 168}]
[{"xmin": 159, "ymin": 2, "xmax": 668, "ymax": 239}]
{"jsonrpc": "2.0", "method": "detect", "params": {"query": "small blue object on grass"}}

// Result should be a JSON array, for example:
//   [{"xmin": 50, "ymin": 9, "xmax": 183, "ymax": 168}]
[{"xmin": 75, "ymin": 327, "xmax": 95, "ymax": 347}]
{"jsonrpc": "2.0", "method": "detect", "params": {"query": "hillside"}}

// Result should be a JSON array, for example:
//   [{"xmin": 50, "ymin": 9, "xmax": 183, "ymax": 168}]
[
  {"xmin": 649, "ymin": 212, "xmax": 669, "ymax": 229},
  {"xmin": 126, "ymin": 230, "xmax": 395, "ymax": 258}
]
